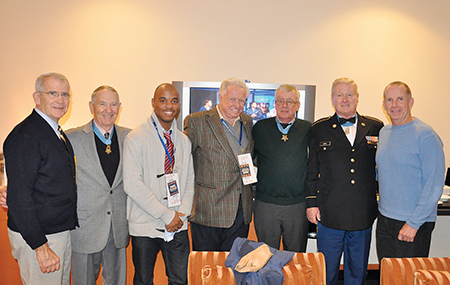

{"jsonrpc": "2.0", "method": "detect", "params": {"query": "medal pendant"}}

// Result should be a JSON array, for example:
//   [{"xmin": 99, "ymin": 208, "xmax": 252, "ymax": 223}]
[
  {"xmin": 105, "ymin": 145, "xmax": 112, "ymax": 154},
  {"xmin": 345, "ymin": 128, "xmax": 350, "ymax": 135},
  {"xmin": 281, "ymin": 134, "xmax": 289, "ymax": 142}
]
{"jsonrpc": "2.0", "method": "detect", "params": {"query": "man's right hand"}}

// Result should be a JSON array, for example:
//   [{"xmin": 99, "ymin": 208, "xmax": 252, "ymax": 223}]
[
  {"xmin": 307, "ymin": 207, "xmax": 321, "ymax": 225},
  {"xmin": 0, "ymin": 186, "xmax": 7, "ymax": 209},
  {"xmin": 35, "ymin": 243, "xmax": 60, "ymax": 273},
  {"xmin": 165, "ymin": 211, "xmax": 185, "ymax": 232}
]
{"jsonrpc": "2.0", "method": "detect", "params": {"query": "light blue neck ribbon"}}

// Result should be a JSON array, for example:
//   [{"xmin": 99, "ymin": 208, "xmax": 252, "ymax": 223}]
[
  {"xmin": 92, "ymin": 121, "xmax": 114, "ymax": 145},
  {"xmin": 275, "ymin": 117, "xmax": 295, "ymax": 135}
]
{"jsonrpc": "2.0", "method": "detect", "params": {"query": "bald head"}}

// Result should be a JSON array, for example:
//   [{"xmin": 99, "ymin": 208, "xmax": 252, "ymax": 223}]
[{"xmin": 152, "ymin": 83, "xmax": 180, "ymax": 130}]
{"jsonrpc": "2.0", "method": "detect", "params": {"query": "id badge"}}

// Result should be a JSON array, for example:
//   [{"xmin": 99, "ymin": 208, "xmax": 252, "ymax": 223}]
[
  {"xmin": 165, "ymin": 173, "xmax": 181, "ymax": 208},
  {"xmin": 237, "ymin": 153, "xmax": 257, "ymax": 185}
]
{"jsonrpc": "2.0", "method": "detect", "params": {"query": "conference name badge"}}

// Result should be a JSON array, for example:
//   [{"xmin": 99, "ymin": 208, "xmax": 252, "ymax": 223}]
[
  {"xmin": 238, "ymin": 153, "xmax": 257, "ymax": 185},
  {"xmin": 165, "ymin": 173, "xmax": 181, "ymax": 207}
]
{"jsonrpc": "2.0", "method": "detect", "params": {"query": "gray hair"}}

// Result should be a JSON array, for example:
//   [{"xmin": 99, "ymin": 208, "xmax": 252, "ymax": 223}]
[
  {"xmin": 91, "ymin": 85, "xmax": 120, "ymax": 103},
  {"xmin": 35, "ymin": 72, "xmax": 70, "ymax": 92},
  {"xmin": 383, "ymin": 81, "xmax": 412, "ymax": 99},
  {"xmin": 331, "ymin": 77, "xmax": 358, "ymax": 95},
  {"xmin": 219, "ymin": 77, "xmax": 249, "ymax": 97},
  {"xmin": 276, "ymin": 84, "xmax": 300, "ymax": 101}
]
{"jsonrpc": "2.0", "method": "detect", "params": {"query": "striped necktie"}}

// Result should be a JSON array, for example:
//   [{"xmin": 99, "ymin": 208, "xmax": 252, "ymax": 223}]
[
  {"xmin": 58, "ymin": 126, "xmax": 69, "ymax": 153},
  {"xmin": 164, "ymin": 131, "xmax": 174, "ymax": 174}
]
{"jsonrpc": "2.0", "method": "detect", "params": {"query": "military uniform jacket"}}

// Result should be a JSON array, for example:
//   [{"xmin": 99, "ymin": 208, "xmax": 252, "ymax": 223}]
[{"xmin": 305, "ymin": 113, "xmax": 383, "ymax": 231}]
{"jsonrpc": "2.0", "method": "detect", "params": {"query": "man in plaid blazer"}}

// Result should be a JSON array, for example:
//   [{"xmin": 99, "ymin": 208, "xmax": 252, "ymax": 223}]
[{"xmin": 184, "ymin": 77, "xmax": 254, "ymax": 251}]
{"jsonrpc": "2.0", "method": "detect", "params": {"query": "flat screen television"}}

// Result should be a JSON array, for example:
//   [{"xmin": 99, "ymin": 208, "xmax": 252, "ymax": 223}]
[{"xmin": 172, "ymin": 81, "xmax": 316, "ymax": 131}]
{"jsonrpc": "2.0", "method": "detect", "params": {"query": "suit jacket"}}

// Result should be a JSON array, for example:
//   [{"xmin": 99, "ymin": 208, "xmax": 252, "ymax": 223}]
[
  {"xmin": 305, "ymin": 113, "xmax": 384, "ymax": 231},
  {"xmin": 3, "ymin": 110, "xmax": 78, "ymax": 249},
  {"xmin": 66, "ymin": 121, "xmax": 131, "ymax": 253},
  {"xmin": 184, "ymin": 106, "xmax": 254, "ymax": 228}
]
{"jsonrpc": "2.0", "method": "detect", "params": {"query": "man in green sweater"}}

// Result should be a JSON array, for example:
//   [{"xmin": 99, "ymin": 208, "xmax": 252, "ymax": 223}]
[{"xmin": 252, "ymin": 84, "xmax": 311, "ymax": 252}]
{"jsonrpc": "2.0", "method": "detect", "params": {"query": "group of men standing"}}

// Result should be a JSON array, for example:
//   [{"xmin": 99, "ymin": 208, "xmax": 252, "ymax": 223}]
[{"xmin": 0, "ymin": 73, "xmax": 445, "ymax": 285}]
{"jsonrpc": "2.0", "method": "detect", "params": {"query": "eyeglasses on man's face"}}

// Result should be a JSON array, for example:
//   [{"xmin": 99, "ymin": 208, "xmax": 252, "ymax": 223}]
[
  {"xmin": 275, "ymin": 100, "xmax": 298, "ymax": 107},
  {"xmin": 40, "ymin": 91, "xmax": 71, "ymax": 99}
]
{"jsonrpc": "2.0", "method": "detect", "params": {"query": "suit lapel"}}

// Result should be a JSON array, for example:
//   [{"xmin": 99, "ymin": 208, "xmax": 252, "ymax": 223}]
[
  {"xmin": 81, "ymin": 122, "xmax": 111, "ymax": 189},
  {"xmin": 241, "ymin": 115, "xmax": 252, "ymax": 153},
  {"xmin": 111, "ymin": 125, "xmax": 125, "ymax": 189},
  {"xmin": 328, "ymin": 114, "xmax": 351, "ymax": 145},
  {"xmin": 206, "ymin": 108, "xmax": 239, "ymax": 166},
  {"xmin": 354, "ymin": 114, "xmax": 370, "ymax": 146}
]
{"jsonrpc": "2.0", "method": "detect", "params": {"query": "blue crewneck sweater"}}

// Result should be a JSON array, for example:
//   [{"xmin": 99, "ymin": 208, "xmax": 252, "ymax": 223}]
[{"xmin": 376, "ymin": 118, "xmax": 445, "ymax": 229}]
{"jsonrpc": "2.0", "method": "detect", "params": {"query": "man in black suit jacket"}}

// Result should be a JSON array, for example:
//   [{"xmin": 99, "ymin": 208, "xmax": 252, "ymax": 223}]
[
  {"xmin": 3, "ymin": 73, "xmax": 78, "ymax": 285},
  {"xmin": 305, "ymin": 78, "xmax": 383, "ymax": 285}
]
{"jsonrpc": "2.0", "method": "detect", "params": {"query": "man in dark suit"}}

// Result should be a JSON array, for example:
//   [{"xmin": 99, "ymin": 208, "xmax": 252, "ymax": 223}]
[
  {"xmin": 305, "ymin": 78, "xmax": 383, "ymax": 285},
  {"xmin": 66, "ymin": 85, "xmax": 130, "ymax": 285},
  {"xmin": 3, "ymin": 73, "xmax": 78, "ymax": 284},
  {"xmin": 184, "ymin": 77, "xmax": 254, "ymax": 251}
]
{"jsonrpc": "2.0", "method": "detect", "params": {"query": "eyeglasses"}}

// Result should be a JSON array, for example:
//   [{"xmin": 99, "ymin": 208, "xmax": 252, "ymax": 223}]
[
  {"xmin": 41, "ymin": 91, "xmax": 71, "ymax": 99},
  {"xmin": 275, "ymin": 100, "xmax": 298, "ymax": 107}
]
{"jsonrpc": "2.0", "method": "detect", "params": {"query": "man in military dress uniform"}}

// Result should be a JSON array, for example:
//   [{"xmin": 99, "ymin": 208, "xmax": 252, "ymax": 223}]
[{"xmin": 305, "ymin": 78, "xmax": 383, "ymax": 285}]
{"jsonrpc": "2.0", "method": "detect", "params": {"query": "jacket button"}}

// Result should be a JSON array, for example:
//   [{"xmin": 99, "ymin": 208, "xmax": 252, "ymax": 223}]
[
  {"xmin": 110, "ymin": 191, "xmax": 113, "ymax": 194},
  {"xmin": 351, "ymin": 158, "xmax": 355, "ymax": 162},
  {"xmin": 350, "ymin": 169, "xmax": 355, "ymax": 173},
  {"xmin": 107, "ymin": 211, "xmax": 111, "ymax": 215},
  {"xmin": 351, "ymin": 180, "xmax": 355, "ymax": 184}
]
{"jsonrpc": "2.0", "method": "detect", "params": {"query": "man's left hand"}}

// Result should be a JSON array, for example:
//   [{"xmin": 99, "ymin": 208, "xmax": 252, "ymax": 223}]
[{"xmin": 398, "ymin": 222, "xmax": 417, "ymax": 242}]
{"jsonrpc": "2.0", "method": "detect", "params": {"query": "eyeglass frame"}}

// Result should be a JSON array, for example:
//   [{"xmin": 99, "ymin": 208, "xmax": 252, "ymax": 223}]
[{"xmin": 40, "ymin": 91, "xmax": 71, "ymax": 99}]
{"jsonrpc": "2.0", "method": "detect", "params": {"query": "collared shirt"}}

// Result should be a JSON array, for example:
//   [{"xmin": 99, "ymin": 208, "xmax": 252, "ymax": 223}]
[
  {"xmin": 216, "ymin": 105, "xmax": 241, "ymax": 126},
  {"xmin": 34, "ymin": 107, "xmax": 60, "ymax": 139},
  {"xmin": 93, "ymin": 120, "xmax": 114, "ymax": 138},
  {"xmin": 338, "ymin": 114, "xmax": 358, "ymax": 146},
  {"xmin": 275, "ymin": 117, "xmax": 296, "ymax": 135}
]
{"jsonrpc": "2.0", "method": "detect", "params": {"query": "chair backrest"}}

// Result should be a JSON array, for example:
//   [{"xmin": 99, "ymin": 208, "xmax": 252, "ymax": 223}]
[
  {"xmin": 188, "ymin": 251, "xmax": 326, "ymax": 285},
  {"xmin": 380, "ymin": 257, "xmax": 450, "ymax": 285}
]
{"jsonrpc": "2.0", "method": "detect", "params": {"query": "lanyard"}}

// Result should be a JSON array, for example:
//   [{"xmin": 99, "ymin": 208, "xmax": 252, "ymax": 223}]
[
  {"xmin": 221, "ymin": 119, "xmax": 243, "ymax": 146},
  {"xmin": 151, "ymin": 118, "xmax": 174, "ymax": 167}
]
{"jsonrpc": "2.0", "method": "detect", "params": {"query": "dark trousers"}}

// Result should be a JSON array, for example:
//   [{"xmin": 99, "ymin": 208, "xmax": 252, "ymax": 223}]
[
  {"xmin": 190, "ymin": 198, "xmax": 249, "ymax": 251},
  {"xmin": 254, "ymin": 200, "xmax": 308, "ymax": 252},
  {"xmin": 376, "ymin": 213, "xmax": 435, "ymax": 262},
  {"xmin": 317, "ymin": 223, "xmax": 372, "ymax": 285},
  {"xmin": 131, "ymin": 231, "xmax": 189, "ymax": 285}
]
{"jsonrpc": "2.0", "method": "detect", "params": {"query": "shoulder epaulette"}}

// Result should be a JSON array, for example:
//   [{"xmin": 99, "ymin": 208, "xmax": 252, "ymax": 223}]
[
  {"xmin": 359, "ymin": 114, "xmax": 384, "ymax": 124},
  {"xmin": 311, "ymin": 116, "xmax": 332, "ymax": 127}
]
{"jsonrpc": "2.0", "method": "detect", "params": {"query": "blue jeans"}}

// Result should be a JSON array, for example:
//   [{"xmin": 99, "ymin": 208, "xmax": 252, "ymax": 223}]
[{"xmin": 131, "ymin": 230, "xmax": 189, "ymax": 285}]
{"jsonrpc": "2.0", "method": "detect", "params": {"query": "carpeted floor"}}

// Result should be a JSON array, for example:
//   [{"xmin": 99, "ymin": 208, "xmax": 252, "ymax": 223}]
[{"xmin": 337, "ymin": 270, "xmax": 380, "ymax": 285}]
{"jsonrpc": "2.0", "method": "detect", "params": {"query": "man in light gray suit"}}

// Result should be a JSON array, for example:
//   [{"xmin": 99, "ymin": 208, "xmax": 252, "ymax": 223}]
[{"xmin": 66, "ymin": 85, "xmax": 130, "ymax": 285}]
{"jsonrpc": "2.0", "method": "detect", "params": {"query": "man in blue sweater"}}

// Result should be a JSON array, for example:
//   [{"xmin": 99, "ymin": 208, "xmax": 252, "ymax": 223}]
[{"xmin": 376, "ymin": 81, "xmax": 445, "ymax": 261}]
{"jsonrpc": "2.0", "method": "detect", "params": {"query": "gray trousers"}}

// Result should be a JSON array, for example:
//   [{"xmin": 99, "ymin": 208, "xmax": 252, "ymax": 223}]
[
  {"xmin": 71, "ymin": 227, "xmax": 127, "ymax": 285},
  {"xmin": 254, "ymin": 199, "xmax": 308, "ymax": 252}
]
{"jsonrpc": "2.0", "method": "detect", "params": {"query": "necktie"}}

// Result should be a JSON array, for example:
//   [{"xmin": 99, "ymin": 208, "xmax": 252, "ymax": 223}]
[
  {"xmin": 104, "ymin": 132, "xmax": 110, "ymax": 140},
  {"xmin": 58, "ymin": 126, "xmax": 69, "ymax": 153},
  {"xmin": 280, "ymin": 123, "xmax": 291, "ymax": 129},
  {"xmin": 164, "ymin": 131, "xmax": 174, "ymax": 174},
  {"xmin": 339, "ymin": 116, "xmax": 356, "ymax": 125}
]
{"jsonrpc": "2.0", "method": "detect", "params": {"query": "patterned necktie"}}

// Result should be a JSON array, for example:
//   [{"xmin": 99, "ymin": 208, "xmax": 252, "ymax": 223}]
[
  {"xmin": 58, "ymin": 126, "xmax": 69, "ymax": 153},
  {"xmin": 164, "ymin": 131, "xmax": 174, "ymax": 174}
]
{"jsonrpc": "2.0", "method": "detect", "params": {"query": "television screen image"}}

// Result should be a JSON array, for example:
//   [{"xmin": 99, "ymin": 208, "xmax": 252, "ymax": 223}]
[{"xmin": 173, "ymin": 81, "xmax": 315, "ymax": 130}]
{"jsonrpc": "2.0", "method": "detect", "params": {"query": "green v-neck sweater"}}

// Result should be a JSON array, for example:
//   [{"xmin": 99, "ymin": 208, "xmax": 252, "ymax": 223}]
[{"xmin": 252, "ymin": 117, "xmax": 311, "ymax": 205}]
